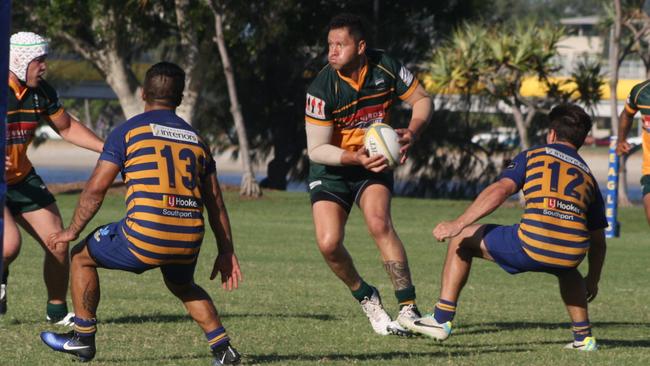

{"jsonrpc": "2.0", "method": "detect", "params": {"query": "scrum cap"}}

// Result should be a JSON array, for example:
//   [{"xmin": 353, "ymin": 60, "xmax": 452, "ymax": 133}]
[{"xmin": 10, "ymin": 32, "xmax": 49, "ymax": 82}]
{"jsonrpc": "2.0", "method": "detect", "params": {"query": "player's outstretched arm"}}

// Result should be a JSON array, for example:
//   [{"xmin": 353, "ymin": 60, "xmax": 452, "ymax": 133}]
[
  {"xmin": 48, "ymin": 111, "xmax": 104, "ymax": 153},
  {"xmin": 585, "ymin": 228, "xmax": 606, "ymax": 302},
  {"xmin": 616, "ymin": 110, "xmax": 635, "ymax": 156},
  {"xmin": 433, "ymin": 178, "xmax": 518, "ymax": 241},
  {"xmin": 47, "ymin": 160, "xmax": 120, "ymax": 249},
  {"xmin": 201, "ymin": 173, "xmax": 242, "ymax": 291}
]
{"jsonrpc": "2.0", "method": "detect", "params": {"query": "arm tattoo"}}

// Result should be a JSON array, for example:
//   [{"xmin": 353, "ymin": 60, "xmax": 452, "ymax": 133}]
[
  {"xmin": 69, "ymin": 193, "xmax": 103, "ymax": 236},
  {"xmin": 384, "ymin": 260, "xmax": 413, "ymax": 291}
]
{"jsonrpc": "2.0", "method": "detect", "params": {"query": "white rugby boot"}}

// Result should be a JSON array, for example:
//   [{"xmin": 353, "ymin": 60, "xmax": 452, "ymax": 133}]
[
  {"xmin": 392, "ymin": 303, "xmax": 421, "ymax": 336},
  {"xmin": 404, "ymin": 313, "xmax": 452, "ymax": 341},
  {"xmin": 564, "ymin": 336, "xmax": 597, "ymax": 351},
  {"xmin": 359, "ymin": 287, "xmax": 393, "ymax": 335}
]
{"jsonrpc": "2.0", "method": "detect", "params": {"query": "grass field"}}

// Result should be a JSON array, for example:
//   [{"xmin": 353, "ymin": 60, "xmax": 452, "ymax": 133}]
[{"xmin": 1, "ymin": 189, "xmax": 649, "ymax": 365}]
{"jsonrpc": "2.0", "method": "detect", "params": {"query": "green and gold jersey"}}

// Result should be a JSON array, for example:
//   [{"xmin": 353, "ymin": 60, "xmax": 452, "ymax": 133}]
[
  {"xmin": 624, "ymin": 79, "xmax": 650, "ymax": 175},
  {"xmin": 305, "ymin": 49, "xmax": 419, "ymax": 152},
  {"xmin": 7, "ymin": 78, "xmax": 64, "ymax": 184}
]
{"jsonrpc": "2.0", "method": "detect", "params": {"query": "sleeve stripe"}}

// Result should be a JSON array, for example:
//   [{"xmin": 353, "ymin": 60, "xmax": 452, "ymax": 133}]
[
  {"xmin": 305, "ymin": 116, "xmax": 332, "ymax": 126},
  {"xmin": 625, "ymin": 104, "xmax": 638, "ymax": 114},
  {"xmin": 399, "ymin": 79, "xmax": 419, "ymax": 101},
  {"xmin": 48, "ymin": 107, "xmax": 65, "ymax": 120}
]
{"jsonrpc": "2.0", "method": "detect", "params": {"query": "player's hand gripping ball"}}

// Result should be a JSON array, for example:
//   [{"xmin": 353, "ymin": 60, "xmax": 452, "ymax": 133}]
[{"xmin": 364, "ymin": 123, "xmax": 401, "ymax": 168}]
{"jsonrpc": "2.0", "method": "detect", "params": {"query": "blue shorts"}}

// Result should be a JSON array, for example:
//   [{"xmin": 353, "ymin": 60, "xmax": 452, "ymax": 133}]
[
  {"xmin": 85, "ymin": 222, "xmax": 197, "ymax": 285},
  {"xmin": 483, "ymin": 224, "xmax": 570, "ymax": 275}
]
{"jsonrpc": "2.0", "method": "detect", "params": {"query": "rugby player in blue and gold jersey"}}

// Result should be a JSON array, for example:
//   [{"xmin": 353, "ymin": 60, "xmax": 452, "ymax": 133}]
[
  {"xmin": 40, "ymin": 62, "xmax": 242, "ymax": 365},
  {"xmin": 305, "ymin": 13, "xmax": 433, "ymax": 336},
  {"xmin": 404, "ymin": 104, "xmax": 607, "ymax": 351}
]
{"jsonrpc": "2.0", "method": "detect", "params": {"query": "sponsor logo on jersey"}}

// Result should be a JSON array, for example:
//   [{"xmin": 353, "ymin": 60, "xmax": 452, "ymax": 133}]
[
  {"xmin": 162, "ymin": 209, "xmax": 195, "ymax": 218},
  {"xmin": 399, "ymin": 66, "xmax": 414, "ymax": 86},
  {"xmin": 505, "ymin": 160, "xmax": 517, "ymax": 170},
  {"xmin": 544, "ymin": 147, "xmax": 590, "ymax": 174},
  {"xmin": 338, "ymin": 104, "xmax": 385, "ymax": 129},
  {"xmin": 150, "ymin": 124, "xmax": 198, "ymax": 143},
  {"xmin": 547, "ymin": 198, "xmax": 582, "ymax": 215},
  {"xmin": 375, "ymin": 78, "xmax": 385, "ymax": 86},
  {"xmin": 306, "ymin": 93, "xmax": 326, "ymax": 119},
  {"xmin": 309, "ymin": 180, "xmax": 322, "ymax": 190},
  {"xmin": 542, "ymin": 209, "xmax": 575, "ymax": 221},
  {"xmin": 164, "ymin": 195, "xmax": 199, "ymax": 208}
]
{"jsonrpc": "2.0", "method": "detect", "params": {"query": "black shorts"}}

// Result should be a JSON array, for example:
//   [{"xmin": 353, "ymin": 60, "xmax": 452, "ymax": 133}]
[
  {"xmin": 307, "ymin": 162, "xmax": 393, "ymax": 213},
  {"xmin": 6, "ymin": 169, "xmax": 56, "ymax": 215},
  {"xmin": 642, "ymin": 175, "xmax": 650, "ymax": 197}
]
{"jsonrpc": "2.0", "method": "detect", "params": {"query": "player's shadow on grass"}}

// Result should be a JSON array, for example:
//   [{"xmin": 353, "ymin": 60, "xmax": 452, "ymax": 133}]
[
  {"xmin": 246, "ymin": 348, "xmax": 531, "ymax": 364},
  {"xmin": 458, "ymin": 322, "xmax": 650, "ymax": 349},
  {"xmin": 598, "ymin": 338, "xmax": 650, "ymax": 348},
  {"xmin": 101, "ymin": 353, "xmax": 206, "ymax": 363},
  {"xmin": 223, "ymin": 312, "xmax": 339, "ymax": 321},
  {"xmin": 105, "ymin": 312, "xmax": 338, "ymax": 324},
  {"xmin": 459, "ymin": 321, "xmax": 650, "ymax": 335}
]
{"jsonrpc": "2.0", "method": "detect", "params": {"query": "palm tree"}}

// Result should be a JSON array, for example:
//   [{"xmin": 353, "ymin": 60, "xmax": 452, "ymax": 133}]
[{"xmin": 429, "ymin": 20, "xmax": 600, "ymax": 150}]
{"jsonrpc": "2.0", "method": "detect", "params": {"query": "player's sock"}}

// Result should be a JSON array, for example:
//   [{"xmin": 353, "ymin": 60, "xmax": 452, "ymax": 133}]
[
  {"xmin": 73, "ymin": 316, "xmax": 97, "ymax": 338},
  {"xmin": 395, "ymin": 286, "xmax": 416, "ymax": 309},
  {"xmin": 351, "ymin": 280, "xmax": 374, "ymax": 302},
  {"xmin": 0, "ymin": 269, "xmax": 7, "ymax": 315},
  {"xmin": 46, "ymin": 302, "xmax": 69, "ymax": 322},
  {"xmin": 433, "ymin": 298, "xmax": 456, "ymax": 323},
  {"xmin": 206, "ymin": 326, "xmax": 231, "ymax": 351},
  {"xmin": 572, "ymin": 320, "xmax": 592, "ymax": 342}
]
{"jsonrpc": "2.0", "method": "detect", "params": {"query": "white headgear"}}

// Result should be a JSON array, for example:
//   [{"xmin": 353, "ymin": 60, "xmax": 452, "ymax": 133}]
[{"xmin": 10, "ymin": 32, "xmax": 49, "ymax": 82}]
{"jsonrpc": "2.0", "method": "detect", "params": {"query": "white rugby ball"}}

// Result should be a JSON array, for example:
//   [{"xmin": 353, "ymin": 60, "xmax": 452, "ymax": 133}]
[{"xmin": 364, "ymin": 123, "xmax": 401, "ymax": 168}]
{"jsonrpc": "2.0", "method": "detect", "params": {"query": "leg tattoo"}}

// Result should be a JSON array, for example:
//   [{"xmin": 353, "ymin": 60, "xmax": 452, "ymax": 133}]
[
  {"xmin": 82, "ymin": 286, "xmax": 98, "ymax": 315},
  {"xmin": 384, "ymin": 261, "xmax": 413, "ymax": 291}
]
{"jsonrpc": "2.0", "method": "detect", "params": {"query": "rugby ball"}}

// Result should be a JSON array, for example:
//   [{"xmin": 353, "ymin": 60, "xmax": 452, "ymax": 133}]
[{"xmin": 364, "ymin": 123, "xmax": 401, "ymax": 168}]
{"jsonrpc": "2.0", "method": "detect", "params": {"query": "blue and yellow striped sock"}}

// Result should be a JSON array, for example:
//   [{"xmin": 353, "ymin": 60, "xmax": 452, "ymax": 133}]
[
  {"xmin": 433, "ymin": 299, "xmax": 456, "ymax": 323},
  {"xmin": 206, "ymin": 326, "xmax": 230, "ymax": 351},
  {"xmin": 73, "ymin": 316, "xmax": 97, "ymax": 337},
  {"xmin": 572, "ymin": 321, "xmax": 592, "ymax": 342}
]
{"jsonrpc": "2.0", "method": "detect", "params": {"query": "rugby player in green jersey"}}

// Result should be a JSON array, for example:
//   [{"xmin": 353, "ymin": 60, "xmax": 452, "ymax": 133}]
[
  {"xmin": 41, "ymin": 62, "xmax": 242, "ymax": 365},
  {"xmin": 407, "ymin": 105, "xmax": 607, "ymax": 351},
  {"xmin": 2, "ymin": 32, "xmax": 104, "ymax": 324},
  {"xmin": 305, "ymin": 13, "xmax": 433, "ymax": 336},
  {"xmin": 616, "ymin": 80, "xmax": 650, "ymax": 226}
]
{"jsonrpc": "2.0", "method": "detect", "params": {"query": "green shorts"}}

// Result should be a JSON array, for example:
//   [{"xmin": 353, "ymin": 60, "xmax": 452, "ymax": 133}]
[
  {"xmin": 6, "ymin": 169, "xmax": 56, "ymax": 215},
  {"xmin": 308, "ymin": 161, "xmax": 393, "ymax": 213},
  {"xmin": 642, "ymin": 175, "xmax": 650, "ymax": 197}
]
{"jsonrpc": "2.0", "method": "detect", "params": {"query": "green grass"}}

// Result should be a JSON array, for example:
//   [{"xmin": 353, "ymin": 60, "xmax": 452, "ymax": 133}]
[{"xmin": 1, "ymin": 190, "xmax": 649, "ymax": 365}]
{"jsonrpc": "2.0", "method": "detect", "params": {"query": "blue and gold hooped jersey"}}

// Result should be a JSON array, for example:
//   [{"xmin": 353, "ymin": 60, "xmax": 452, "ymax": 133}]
[
  {"xmin": 100, "ymin": 109, "xmax": 216, "ymax": 265},
  {"xmin": 500, "ymin": 144, "xmax": 607, "ymax": 268}
]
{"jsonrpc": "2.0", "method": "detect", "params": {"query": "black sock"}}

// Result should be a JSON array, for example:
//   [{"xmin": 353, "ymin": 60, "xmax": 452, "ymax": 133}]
[{"xmin": 351, "ymin": 281, "xmax": 374, "ymax": 302}]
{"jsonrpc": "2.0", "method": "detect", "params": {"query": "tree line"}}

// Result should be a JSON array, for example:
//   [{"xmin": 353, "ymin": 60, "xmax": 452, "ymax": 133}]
[{"xmin": 14, "ymin": 0, "xmax": 636, "ymax": 198}]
